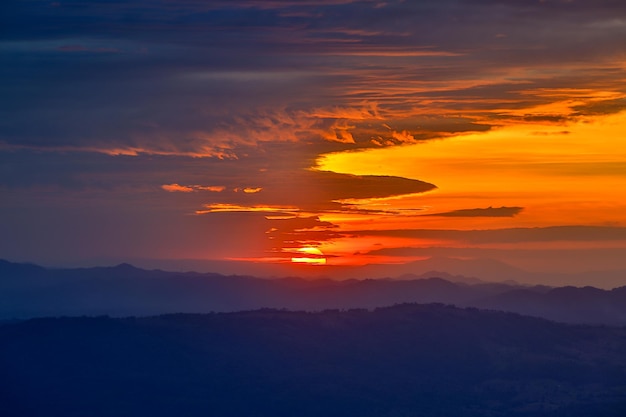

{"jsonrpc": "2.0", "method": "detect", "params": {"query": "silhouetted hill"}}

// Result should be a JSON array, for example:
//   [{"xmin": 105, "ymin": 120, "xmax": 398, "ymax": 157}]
[
  {"xmin": 477, "ymin": 285, "xmax": 626, "ymax": 325},
  {"xmin": 1, "ymin": 260, "xmax": 626, "ymax": 324},
  {"xmin": 1, "ymin": 304, "xmax": 625, "ymax": 417},
  {"xmin": 397, "ymin": 270, "xmax": 486, "ymax": 284}
]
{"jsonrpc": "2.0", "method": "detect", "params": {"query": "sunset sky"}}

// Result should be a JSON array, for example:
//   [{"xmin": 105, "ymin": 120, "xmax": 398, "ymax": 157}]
[{"xmin": 2, "ymin": 0, "xmax": 626, "ymax": 283}]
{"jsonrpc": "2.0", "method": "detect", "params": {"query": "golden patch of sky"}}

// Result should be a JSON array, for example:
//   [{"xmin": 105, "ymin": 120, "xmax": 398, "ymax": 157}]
[{"xmin": 317, "ymin": 110, "xmax": 626, "ymax": 233}]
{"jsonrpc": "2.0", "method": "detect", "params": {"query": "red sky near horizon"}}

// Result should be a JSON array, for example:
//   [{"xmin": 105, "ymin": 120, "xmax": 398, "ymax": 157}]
[{"xmin": 2, "ymin": 0, "xmax": 626, "ymax": 283}]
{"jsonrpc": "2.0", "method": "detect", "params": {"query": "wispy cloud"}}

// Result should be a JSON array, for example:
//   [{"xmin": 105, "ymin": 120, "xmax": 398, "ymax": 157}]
[
  {"xmin": 161, "ymin": 183, "xmax": 194, "ymax": 193},
  {"xmin": 424, "ymin": 206, "xmax": 523, "ymax": 218},
  {"xmin": 162, "ymin": 184, "xmax": 225, "ymax": 193},
  {"xmin": 3, "ymin": 0, "xmax": 626, "ymax": 158}
]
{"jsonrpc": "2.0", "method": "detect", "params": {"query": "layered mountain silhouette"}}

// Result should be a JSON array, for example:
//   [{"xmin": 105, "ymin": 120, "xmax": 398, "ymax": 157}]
[
  {"xmin": 2, "ymin": 304, "xmax": 626, "ymax": 417},
  {"xmin": 124, "ymin": 256, "xmax": 626, "ymax": 288},
  {"xmin": 2, "ymin": 259, "xmax": 626, "ymax": 325}
]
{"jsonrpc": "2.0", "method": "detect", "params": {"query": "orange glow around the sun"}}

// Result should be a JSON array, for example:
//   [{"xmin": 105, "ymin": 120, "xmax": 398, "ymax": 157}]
[
  {"xmin": 290, "ymin": 247, "xmax": 327, "ymax": 265},
  {"xmin": 195, "ymin": 94, "xmax": 626, "ymax": 270}
]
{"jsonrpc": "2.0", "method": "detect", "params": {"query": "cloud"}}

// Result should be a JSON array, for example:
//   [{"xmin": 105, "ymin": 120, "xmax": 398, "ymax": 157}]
[
  {"xmin": 198, "ymin": 186, "xmax": 226, "ymax": 192},
  {"xmin": 573, "ymin": 98, "xmax": 626, "ymax": 116},
  {"xmin": 3, "ymin": 0, "xmax": 626, "ymax": 160},
  {"xmin": 198, "ymin": 204, "xmax": 299, "ymax": 214},
  {"xmin": 265, "ymin": 216, "xmax": 340, "ymax": 251},
  {"xmin": 162, "ymin": 184, "xmax": 226, "ymax": 193},
  {"xmin": 350, "ymin": 226, "xmax": 626, "ymax": 244},
  {"xmin": 190, "ymin": 167, "xmax": 437, "ymax": 215},
  {"xmin": 268, "ymin": 216, "xmax": 337, "ymax": 231},
  {"xmin": 391, "ymin": 130, "xmax": 417, "ymax": 144},
  {"xmin": 161, "ymin": 183, "xmax": 194, "ymax": 193},
  {"xmin": 424, "ymin": 206, "xmax": 523, "ymax": 218},
  {"xmin": 253, "ymin": 170, "xmax": 437, "ymax": 212},
  {"xmin": 320, "ymin": 122, "xmax": 357, "ymax": 144}
]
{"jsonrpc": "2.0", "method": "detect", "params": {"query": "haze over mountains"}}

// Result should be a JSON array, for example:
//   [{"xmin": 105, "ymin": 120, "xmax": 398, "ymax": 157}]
[
  {"xmin": 110, "ymin": 255, "xmax": 626, "ymax": 289},
  {"xmin": 2, "ymin": 259, "xmax": 626, "ymax": 325}
]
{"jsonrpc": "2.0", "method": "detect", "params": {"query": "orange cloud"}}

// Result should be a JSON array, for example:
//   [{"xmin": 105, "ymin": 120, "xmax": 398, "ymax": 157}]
[
  {"xmin": 161, "ymin": 183, "xmax": 194, "ymax": 193},
  {"xmin": 197, "ymin": 203, "xmax": 299, "ymax": 214},
  {"xmin": 321, "ymin": 124, "xmax": 356, "ymax": 143},
  {"xmin": 197, "ymin": 186, "xmax": 226, "ymax": 192},
  {"xmin": 162, "ymin": 184, "xmax": 225, "ymax": 193},
  {"xmin": 391, "ymin": 130, "xmax": 417, "ymax": 144},
  {"xmin": 424, "ymin": 206, "xmax": 524, "ymax": 218},
  {"xmin": 308, "ymin": 103, "xmax": 382, "ymax": 121}
]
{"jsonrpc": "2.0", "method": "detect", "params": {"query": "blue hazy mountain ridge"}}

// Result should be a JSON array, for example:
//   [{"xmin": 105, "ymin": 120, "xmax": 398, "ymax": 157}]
[
  {"xmin": 122, "ymin": 256, "xmax": 626, "ymax": 288},
  {"xmin": 1, "ymin": 260, "xmax": 626, "ymax": 325},
  {"xmin": 2, "ymin": 304, "xmax": 626, "ymax": 417}
]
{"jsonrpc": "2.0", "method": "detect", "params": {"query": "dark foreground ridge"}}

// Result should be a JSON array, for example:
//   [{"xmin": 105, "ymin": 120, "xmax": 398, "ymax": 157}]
[
  {"xmin": 2, "ymin": 304, "xmax": 626, "ymax": 417},
  {"xmin": 2, "ymin": 259, "xmax": 626, "ymax": 325}
]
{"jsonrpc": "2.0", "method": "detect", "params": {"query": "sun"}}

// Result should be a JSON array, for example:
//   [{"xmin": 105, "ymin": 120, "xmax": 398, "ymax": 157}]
[{"xmin": 290, "ymin": 247, "xmax": 327, "ymax": 265}]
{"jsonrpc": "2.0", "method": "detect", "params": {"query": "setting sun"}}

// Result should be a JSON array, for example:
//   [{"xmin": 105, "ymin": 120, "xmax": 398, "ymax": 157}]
[{"xmin": 290, "ymin": 247, "xmax": 327, "ymax": 265}]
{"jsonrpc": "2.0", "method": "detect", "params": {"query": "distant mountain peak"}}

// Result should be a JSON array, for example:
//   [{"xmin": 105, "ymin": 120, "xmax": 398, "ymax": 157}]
[{"xmin": 113, "ymin": 263, "xmax": 137, "ymax": 270}]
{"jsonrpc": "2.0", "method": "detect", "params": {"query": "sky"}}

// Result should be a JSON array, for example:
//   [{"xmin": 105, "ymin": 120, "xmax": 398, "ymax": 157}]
[{"xmin": 2, "ymin": 0, "xmax": 626, "ymax": 284}]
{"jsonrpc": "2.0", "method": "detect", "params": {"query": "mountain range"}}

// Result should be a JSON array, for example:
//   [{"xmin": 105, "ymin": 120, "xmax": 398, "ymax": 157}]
[
  {"xmin": 115, "ymin": 255, "xmax": 626, "ymax": 289},
  {"xmin": 2, "ymin": 259, "xmax": 626, "ymax": 325}
]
